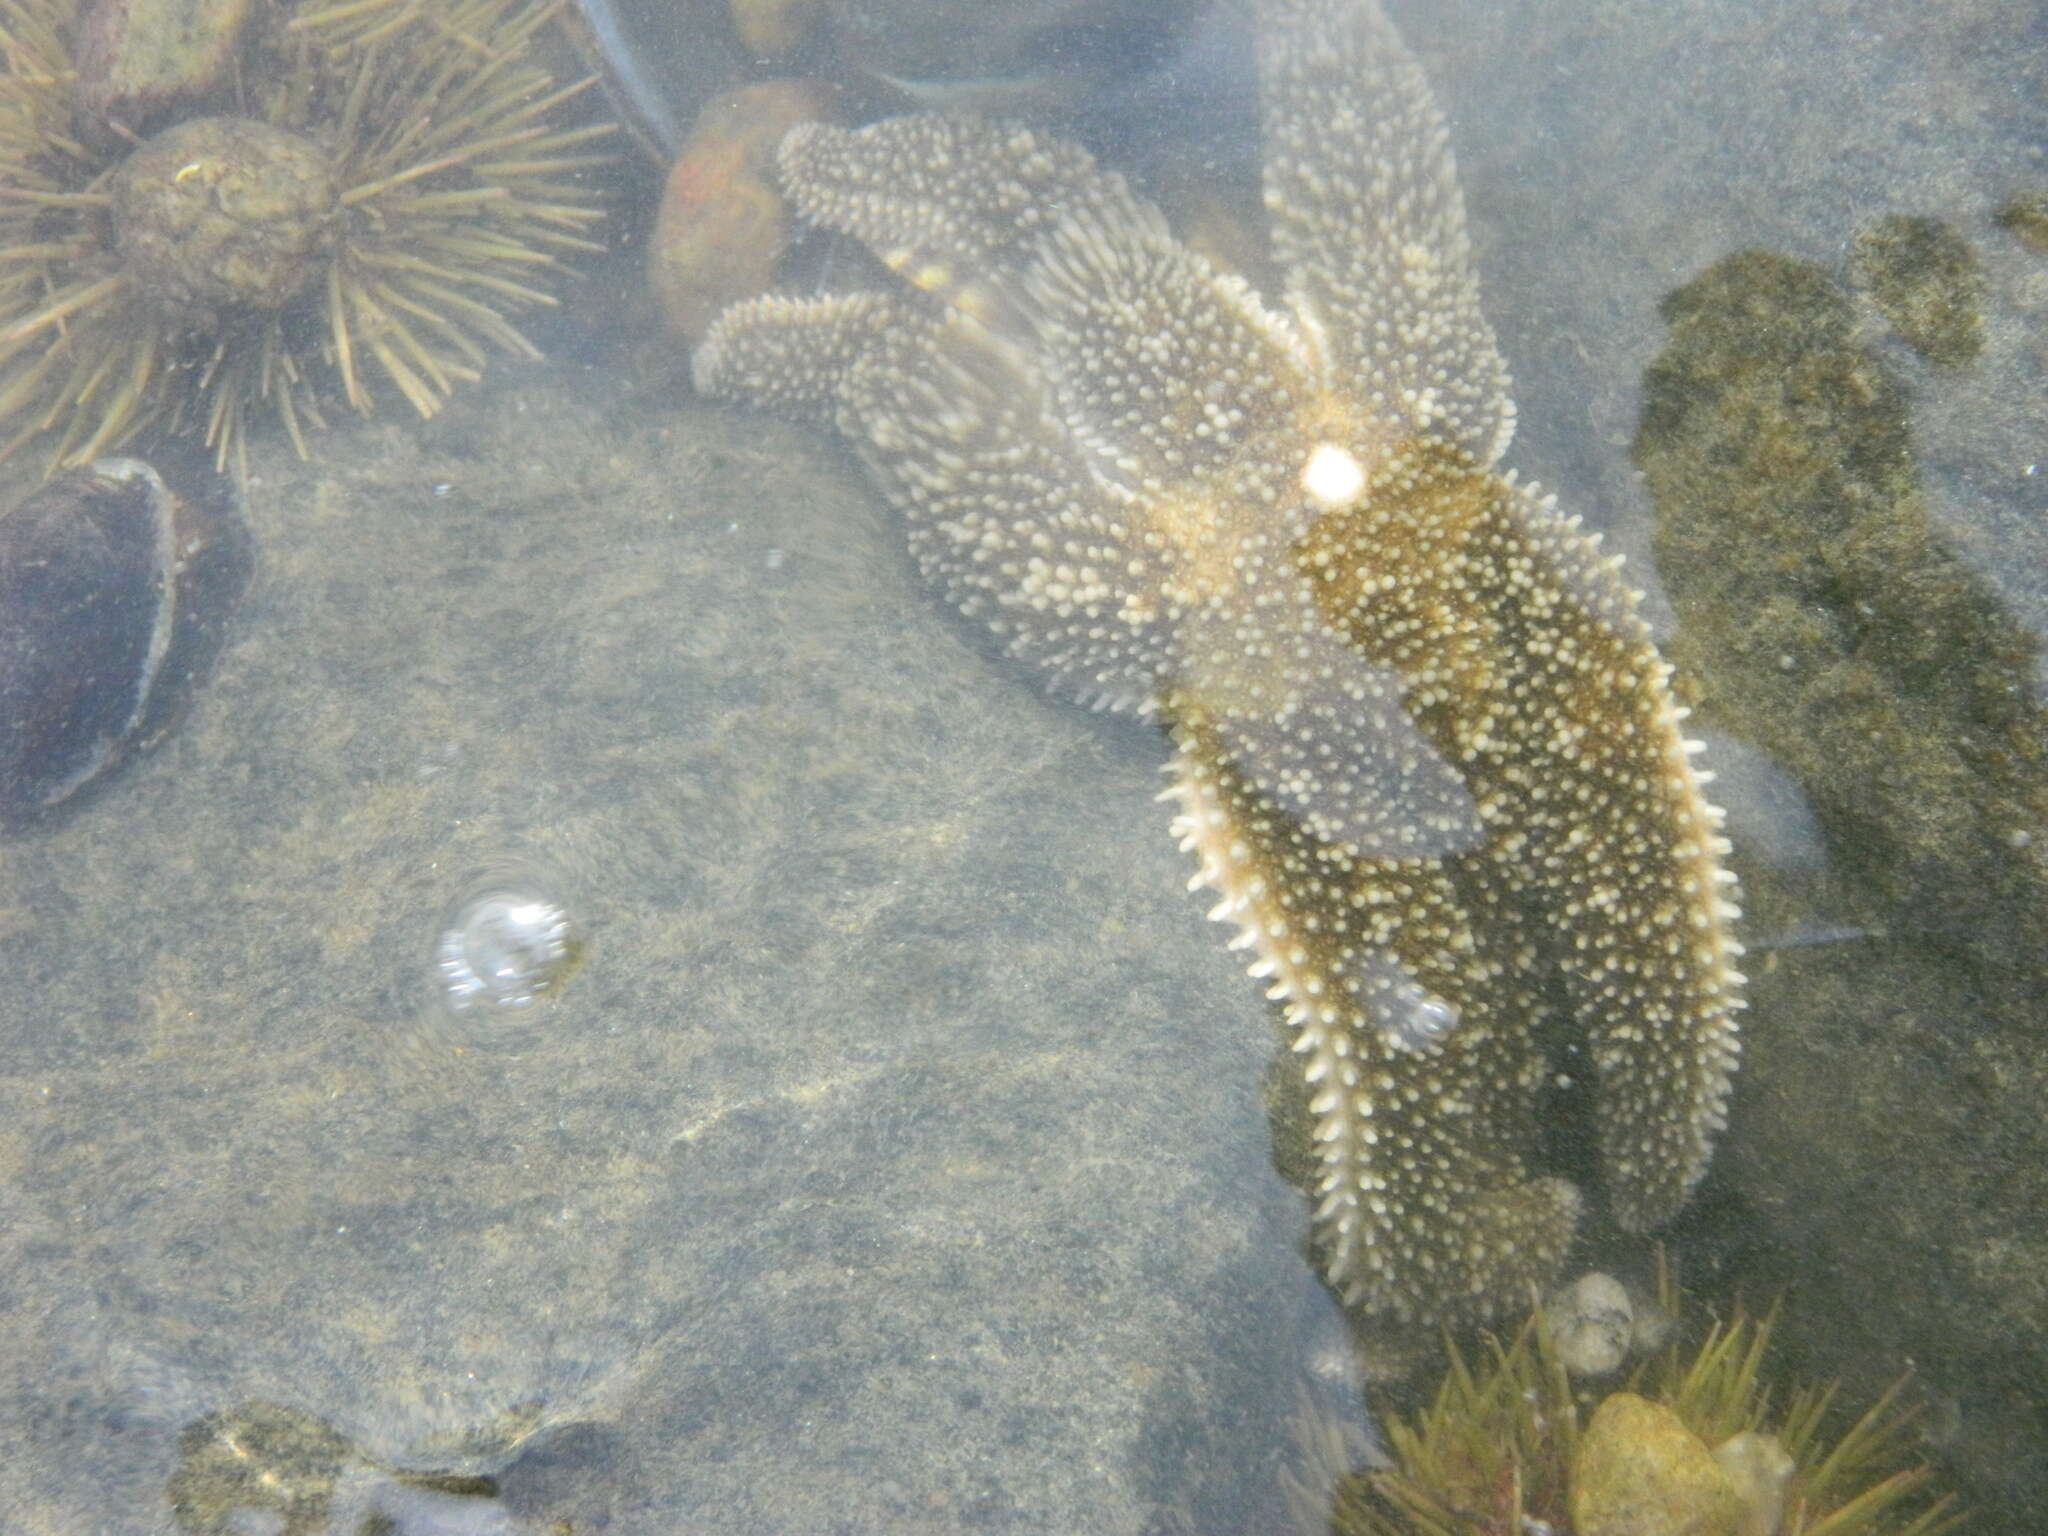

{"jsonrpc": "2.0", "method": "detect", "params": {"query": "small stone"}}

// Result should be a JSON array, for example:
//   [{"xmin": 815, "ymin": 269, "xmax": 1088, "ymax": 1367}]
[
  {"xmin": 74, "ymin": 0, "xmax": 256, "ymax": 146},
  {"xmin": 166, "ymin": 1400, "xmax": 354, "ymax": 1535},
  {"xmin": 649, "ymin": 79, "xmax": 840, "ymax": 348},
  {"xmin": 1713, "ymin": 1429, "xmax": 1796, "ymax": 1536},
  {"xmin": 1629, "ymin": 1287, "xmax": 1676, "ymax": 1355},
  {"xmin": 729, "ymin": 0, "xmax": 824, "ymax": 62},
  {"xmin": 1545, "ymin": 1272, "xmax": 1636, "ymax": 1377},
  {"xmin": 1570, "ymin": 1393, "xmax": 1749, "ymax": 1536}
]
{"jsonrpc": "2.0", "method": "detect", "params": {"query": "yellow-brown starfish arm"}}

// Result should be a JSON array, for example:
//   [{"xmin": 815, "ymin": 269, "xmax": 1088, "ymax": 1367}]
[
  {"xmin": 1165, "ymin": 442, "xmax": 1741, "ymax": 1319},
  {"xmin": 1166, "ymin": 698, "xmax": 1582, "ymax": 1321}
]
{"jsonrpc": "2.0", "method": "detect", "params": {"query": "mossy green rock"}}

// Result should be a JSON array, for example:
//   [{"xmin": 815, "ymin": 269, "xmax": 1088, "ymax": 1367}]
[
  {"xmin": 1635, "ymin": 245, "xmax": 2048, "ymax": 1527},
  {"xmin": 1637, "ymin": 248, "xmax": 2048, "ymax": 983},
  {"xmin": 1570, "ymin": 1393, "xmax": 1747, "ymax": 1536},
  {"xmin": 1994, "ymin": 193, "xmax": 2048, "ymax": 252},
  {"xmin": 1849, "ymin": 214, "xmax": 1985, "ymax": 367}
]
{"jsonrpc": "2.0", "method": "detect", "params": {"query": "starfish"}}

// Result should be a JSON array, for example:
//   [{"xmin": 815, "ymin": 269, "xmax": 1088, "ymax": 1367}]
[{"xmin": 695, "ymin": 0, "xmax": 1743, "ymax": 1325}]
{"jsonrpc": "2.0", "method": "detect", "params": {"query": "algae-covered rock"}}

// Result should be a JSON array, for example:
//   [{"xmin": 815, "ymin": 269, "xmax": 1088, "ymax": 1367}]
[
  {"xmin": 1993, "ymin": 193, "xmax": 2048, "ymax": 253},
  {"xmin": 167, "ymin": 1402, "xmax": 353, "ymax": 1536},
  {"xmin": 1570, "ymin": 1393, "xmax": 1747, "ymax": 1536},
  {"xmin": 1637, "ymin": 247, "xmax": 2048, "ymax": 982},
  {"xmin": 1849, "ymin": 214, "xmax": 1985, "ymax": 367},
  {"xmin": 0, "ymin": 361, "xmax": 1320, "ymax": 1532},
  {"xmin": 75, "ymin": 0, "xmax": 256, "ymax": 145},
  {"xmin": 1635, "ymin": 245, "xmax": 2048, "ymax": 1529}
]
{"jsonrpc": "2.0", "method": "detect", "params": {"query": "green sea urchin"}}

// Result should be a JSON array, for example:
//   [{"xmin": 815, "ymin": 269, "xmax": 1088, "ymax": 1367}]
[
  {"xmin": 0, "ymin": 0, "xmax": 612, "ymax": 474},
  {"xmin": 1301, "ymin": 1270, "xmax": 1960, "ymax": 1536}
]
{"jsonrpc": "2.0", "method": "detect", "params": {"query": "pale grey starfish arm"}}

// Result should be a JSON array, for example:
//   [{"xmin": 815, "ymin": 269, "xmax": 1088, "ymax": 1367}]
[
  {"xmin": 768, "ymin": 114, "xmax": 1173, "ymax": 303},
  {"xmin": 691, "ymin": 289, "xmax": 916, "ymax": 424},
  {"xmin": 1200, "ymin": 629, "xmax": 1485, "ymax": 859},
  {"xmin": 1256, "ymin": 0, "xmax": 1515, "ymax": 466},
  {"xmin": 699, "ymin": 283, "xmax": 1192, "ymax": 708},
  {"xmin": 698, "ymin": 284, "xmax": 1156, "ymax": 687},
  {"xmin": 770, "ymin": 114, "xmax": 1318, "ymax": 492}
]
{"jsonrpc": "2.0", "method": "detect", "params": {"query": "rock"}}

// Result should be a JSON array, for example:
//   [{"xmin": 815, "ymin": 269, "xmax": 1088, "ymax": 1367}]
[
  {"xmin": 74, "ymin": 0, "xmax": 255, "ymax": 146},
  {"xmin": 1545, "ymin": 1272, "xmax": 1637, "ymax": 1378},
  {"xmin": 1713, "ymin": 1429, "xmax": 1796, "ymax": 1536},
  {"xmin": 1849, "ymin": 213, "xmax": 1985, "ymax": 367},
  {"xmin": 647, "ymin": 78, "xmax": 841, "ymax": 347},
  {"xmin": 1570, "ymin": 1393, "xmax": 1749, "ymax": 1536},
  {"xmin": 0, "ymin": 369, "xmax": 1331, "ymax": 1531}
]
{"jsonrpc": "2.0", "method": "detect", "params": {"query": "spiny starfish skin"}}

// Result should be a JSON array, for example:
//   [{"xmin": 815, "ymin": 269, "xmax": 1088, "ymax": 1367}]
[{"xmin": 695, "ymin": 0, "xmax": 1743, "ymax": 1325}]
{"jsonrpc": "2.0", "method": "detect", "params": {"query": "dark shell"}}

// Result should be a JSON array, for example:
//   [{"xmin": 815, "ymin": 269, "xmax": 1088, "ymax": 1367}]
[{"xmin": 0, "ymin": 457, "xmax": 251, "ymax": 831}]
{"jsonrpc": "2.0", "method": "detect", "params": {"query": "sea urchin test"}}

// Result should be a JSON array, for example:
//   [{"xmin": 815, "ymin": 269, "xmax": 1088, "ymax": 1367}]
[{"xmin": 0, "ymin": 0, "xmax": 611, "ymax": 472}]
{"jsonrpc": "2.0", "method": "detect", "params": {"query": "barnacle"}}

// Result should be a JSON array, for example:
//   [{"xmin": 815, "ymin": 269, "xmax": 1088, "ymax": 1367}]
[{"xmin": 0, "ymin": 0, "xmax": 613, "ymax": 474}]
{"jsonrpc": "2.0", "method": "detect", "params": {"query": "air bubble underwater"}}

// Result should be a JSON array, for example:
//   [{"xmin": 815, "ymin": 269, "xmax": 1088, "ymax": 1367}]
[{"xmin": 428, "ymin": 866, "xmax": 586, "ymax": 1039}]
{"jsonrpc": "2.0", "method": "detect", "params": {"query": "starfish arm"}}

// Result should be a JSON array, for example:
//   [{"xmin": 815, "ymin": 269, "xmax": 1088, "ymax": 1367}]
[
  {"xmin": 697, "ymin": 265, "xmax": 1186, "ymax": 708},
  {"xmin": 1299, "ymin": 444, "xmax": 1745, "ymax": 1243},
  {"xmin": 773, "ymin": 114, "xmax": 1173, "ymax": 299},
  {"xmin": 1166, "ymin": 708, "xmax": 1580, "ymax": 1323},
  {"xmin": 1494, "ymin": 477, "xmax": 1746, "ymax": 1229},
  {"xmin": 694, "ymin": 289, "xmax": 916, "ymax": 424},
  {"xmin": 1192, "ymin": 615, "xmax": 1487, "ymax": 859},
  {"xmin": 1255, "ymin": 0, "xmax": 1515, "ymax": 465},
  {"xmin": 775, "ymin": 115, "xmax": 1319, "ymax": 490}
]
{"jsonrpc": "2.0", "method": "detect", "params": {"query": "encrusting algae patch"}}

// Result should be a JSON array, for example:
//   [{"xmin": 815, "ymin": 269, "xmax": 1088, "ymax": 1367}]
[
  {"xmin": 695, "ymin": 0, "xmax": 1744, "ymax": 1328},
  {"xmin": 1638, "ymin": 246, "xmax": 2048, "ymax": 990},
  {"xmin": 1636, "ymin": 238, "xmax": 2048, "ymax": 1529}
]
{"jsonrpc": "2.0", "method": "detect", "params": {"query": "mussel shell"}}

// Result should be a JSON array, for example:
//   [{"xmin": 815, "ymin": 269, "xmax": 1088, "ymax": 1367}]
[{"xmin": 0, "ymin": 457, "xmax": 251, "ymax": 831}]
